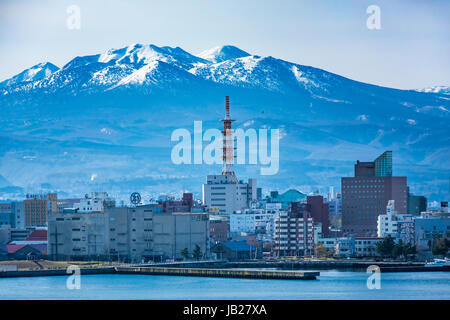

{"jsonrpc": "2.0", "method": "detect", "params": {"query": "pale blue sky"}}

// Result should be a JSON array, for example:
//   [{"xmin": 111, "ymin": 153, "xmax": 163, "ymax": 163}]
[{"xmin": 0, "ymin": 0, "xmax": 448, "ymax": 89}]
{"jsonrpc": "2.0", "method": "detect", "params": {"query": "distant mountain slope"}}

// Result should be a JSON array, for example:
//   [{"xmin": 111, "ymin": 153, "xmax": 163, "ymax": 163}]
[{"xmin": 0, "ymin": 44, "xmax": 448, "ymax": 201}]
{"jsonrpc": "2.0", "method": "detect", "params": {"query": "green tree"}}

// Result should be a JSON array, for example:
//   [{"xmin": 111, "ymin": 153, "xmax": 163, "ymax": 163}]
[
  {"xmin": 392, "ymin": 239, "xmax": 404, "ymax": 259},
  {"xmin": 180, "ymin": 248, "xmax": 189, "ymax": 260},
  {"xmin": 432, "ymin": 237, "xmax": 450, "ymax": 256},
  {"xmin": 192, "ymin": 245, "xmax": 202, "ymax": 260},
  {"xmin": 403, "ymin": 242, "xmax": 416, "ymax": 257},
  {"xmin": 376, "ymin": 235, "xmax": 396, "ymax": 257}
]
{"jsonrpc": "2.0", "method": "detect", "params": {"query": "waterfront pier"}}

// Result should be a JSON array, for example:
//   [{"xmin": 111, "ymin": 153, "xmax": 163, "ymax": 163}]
[{"xmin": 115, "ymin": 266, "xmax": 320, "ymax": 280}]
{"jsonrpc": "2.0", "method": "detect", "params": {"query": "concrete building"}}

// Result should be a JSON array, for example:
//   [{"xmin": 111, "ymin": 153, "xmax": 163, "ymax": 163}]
[
  {"xmin": 354, "ymin": 237, "xmax": 383, "ymax": 257},
  {"xmin": 0, "ymin": 203, "xmax": 12, "ymax": 226},
  {"xmin": 307, "ymin": 195, "xmax": 329, "ymax": 236},
  {"xmin": 414, "ymin": 215, "xmax": 450, "ymax": 253},
  {"xmin": 407, "ymin": 188, "xmax": 427, "ymax": 216},
  {"xmin": 264, "ymin": 203, "xmax": 285, "ymax": 239},
  {"xmin": 48, "ymin": 199, "xmax": 210, "ymax": 262},
  {"xmin": 229, "ymin": 208, "xmax": 273, "ymax": 235},
  {"xmin": 10, "ymin": 228, "xmax": 31, "ymax": 242},
  {"xmin": 209, "ymin": 218, "xmax": 229, "ymax": 242},
  {"xmin": 11, "ymin": 201, "xmax": 24, "ymax": 229},
  {"xmin": 327, "ymin": 194, "xmax": 342, "ymax": 228},
  {"xmin": 202, "ymin": 174, "xmax": 257, "ymax": 216},
  {"xmin": 158, "ymin": 192, "xmax": 194, "ymax": 213},
  {"xmin": 335, "ymin": 236, "xmax": 355, "ymax": 257},
  {"xmin": 73, "ymin": 192, "xmax": 114, "ymax": 213},
  {"xmin": 273, "ymin": 202, "xmax": 314, "ymax": 257},
  {"xmin": 0, "ymin": 225, "xmax": 11, "ymax": 245},
  {"xmin": 57, "ymin": 198, "xmax": 82, "ymax": 214},
  {"xmin": 377, "ymin": 200, "xmax": 415, "ymax": 244},
  {"xmin": 152, "ymin": 210, "xmax": 210, "ymax": 261},
  {"xmin": 48, "ymin": 211, "xmax": 108, "ymax": 260},
  {"xmin": 23, "ymin": 193, "xmax": 58, "ymax": 227},
  {"xmin": 342, "ymin": 151, "xmax": 407, "ymax": 236},
  {"xmin": 377, "ymin": 200, "xmax": 399, "ymax": 238}
]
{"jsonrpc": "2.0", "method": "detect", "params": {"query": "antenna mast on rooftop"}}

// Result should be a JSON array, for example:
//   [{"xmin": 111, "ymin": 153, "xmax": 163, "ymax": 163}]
[{"xmin": 221, "ymin": 96, "xmax": 238, "ymax": 183}]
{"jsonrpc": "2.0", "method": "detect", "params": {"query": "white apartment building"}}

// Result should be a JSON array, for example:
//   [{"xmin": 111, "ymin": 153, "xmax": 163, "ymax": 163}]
[
  {"xmin": 202, "ymin": 174, "xmax": 257, "ymax": 215},
  {"xmin": 377, "ymin": 200, "xmax": 399, "ymax": 238},
  {"xmin": 230, "ymin": 208, "xmax": 273, "ymax": 235},
  {"xmin": 73, "ymin": 192, "xmax": 114, "ymax": 213},
  {"xmin": 377, "ymin": 200, "xmax": 415, "ymax": 244}
]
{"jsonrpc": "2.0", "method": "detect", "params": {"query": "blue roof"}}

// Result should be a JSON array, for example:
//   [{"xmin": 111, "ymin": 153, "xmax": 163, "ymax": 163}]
[{"xmin": 219, "ymin": 241, "xmax": 256, "ymax": 251}]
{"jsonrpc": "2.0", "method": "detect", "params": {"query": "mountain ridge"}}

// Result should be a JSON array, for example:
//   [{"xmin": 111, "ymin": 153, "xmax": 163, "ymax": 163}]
[{"xmin": 0, "ymin": 43, "xmax": 449, "ymax": 201}]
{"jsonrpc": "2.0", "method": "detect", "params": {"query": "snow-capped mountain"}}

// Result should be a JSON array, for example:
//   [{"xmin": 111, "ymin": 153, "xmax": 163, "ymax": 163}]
[
  {"xmin": 0, "ymin": 62, "xmax": 59, "ymax": 88},
  {"xmin": 197, "ymin": 45, "xmax": 251, "ymax": 63},
  {"xmin": 0, "ymin": 44, "xmax": 449, "ymax": 201}
]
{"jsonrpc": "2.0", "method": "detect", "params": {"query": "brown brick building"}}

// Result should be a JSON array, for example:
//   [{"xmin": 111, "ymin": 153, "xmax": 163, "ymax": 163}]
[{"xmin": 342, "ymin": 151, "xmax": 407, "ymax": 237}]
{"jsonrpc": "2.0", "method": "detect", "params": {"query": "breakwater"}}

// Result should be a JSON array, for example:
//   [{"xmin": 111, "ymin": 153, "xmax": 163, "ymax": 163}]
[
  {"xmin": 223, "ymin": 261, "xmax": 450, "ymax": 273},
  {"xmin": 0, "ymin": 267, "xmax": 115, "ymax": 278},
  {"xmin": 115, "ymin": 266, "xmax": 319, "ymax": 280},
  {"xmin": 147, "ymin": 260, "xmax": 450, "ymax": 273}
]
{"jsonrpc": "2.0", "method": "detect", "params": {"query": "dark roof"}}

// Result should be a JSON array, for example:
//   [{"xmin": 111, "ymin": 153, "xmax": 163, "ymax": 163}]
[
  {"xmin": 30, "ymin": 243, "xmax": 47, "ymax": 254},
  {"xmin": 218, "ymin": 241, "xmax": 256, "ymax": 251}
]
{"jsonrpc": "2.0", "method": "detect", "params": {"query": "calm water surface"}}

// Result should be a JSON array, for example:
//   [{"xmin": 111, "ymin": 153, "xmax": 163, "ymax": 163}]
[{"xmin": 1, "ymin": 270, "xmax": 449, "ymax": 300}]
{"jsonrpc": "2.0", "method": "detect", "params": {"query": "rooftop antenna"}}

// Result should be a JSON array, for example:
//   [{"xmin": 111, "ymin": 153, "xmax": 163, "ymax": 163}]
[{"xmin": 220, "ymin": 96, "xmax": 238, "ymax": 183}]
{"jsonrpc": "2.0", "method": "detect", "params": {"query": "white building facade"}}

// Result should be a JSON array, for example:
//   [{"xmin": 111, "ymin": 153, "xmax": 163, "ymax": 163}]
[{"xmin": 202, "ymin": 175, "xmax": 257, "ymax": 215}]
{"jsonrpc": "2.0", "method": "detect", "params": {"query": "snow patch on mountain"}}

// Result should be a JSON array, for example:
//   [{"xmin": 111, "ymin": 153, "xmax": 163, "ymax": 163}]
[
  {"xmin": 197, "ymin": 45, "xmax": 251, "ymax": 63},
  {"xmin": 416, "ymin": 86, "xmax": 450, "ymax": 95}
]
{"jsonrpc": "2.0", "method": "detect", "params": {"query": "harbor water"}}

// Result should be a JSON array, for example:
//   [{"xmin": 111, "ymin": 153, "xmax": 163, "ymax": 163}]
[{"xmin": 1, "ymin": 270, "xmax": 449, "ymax": 300}]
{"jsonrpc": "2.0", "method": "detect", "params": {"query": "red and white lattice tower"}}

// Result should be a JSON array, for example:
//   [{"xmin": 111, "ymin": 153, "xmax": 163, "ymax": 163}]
[{"xmin": 220, "ymin": 96, "xmax": 238, "ymax": 183}]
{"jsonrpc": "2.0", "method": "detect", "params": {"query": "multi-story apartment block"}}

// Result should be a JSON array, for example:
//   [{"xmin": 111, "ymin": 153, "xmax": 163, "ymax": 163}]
[
  {"xmin": 230, "ymin": 208, "xmax": 273, "ymax": 235},
  {"xmin": 377, "ymin": 200, "xmax": 415, "ymax": 244},
  {"xmin": 24, "ymin": 193, "xmax": 57, "ymax": 227},
  {"xmin": 273, "ymin": 202, "xmax": 314, "ymax": 257}
]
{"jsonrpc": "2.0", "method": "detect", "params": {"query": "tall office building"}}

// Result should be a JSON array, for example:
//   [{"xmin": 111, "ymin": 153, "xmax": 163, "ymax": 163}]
[
  {"xmin": 407, "ymin": 187, "xmax": 427, "ymax": 216},
  {"xmin": 342, "ymin": 151, "xmax": 407, "ymax": 237},
  {"xmin": 374, "ymin": 151, "xmax": 392, "ymax": 177}
]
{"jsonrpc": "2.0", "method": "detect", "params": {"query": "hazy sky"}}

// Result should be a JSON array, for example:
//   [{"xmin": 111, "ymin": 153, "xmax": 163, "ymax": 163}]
[{"xmin": 0, "ymin": 0, "xmax": 448, "ymax": 89}]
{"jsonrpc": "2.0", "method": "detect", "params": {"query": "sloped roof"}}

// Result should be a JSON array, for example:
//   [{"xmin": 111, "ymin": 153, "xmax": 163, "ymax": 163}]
[
  {"xmin": 26, "ymin": 229, "xmax": 47, "ymax": 241},
  {"xmin": 30, "ymin": 243, "xmax": 47, "ymax": 254},
  {"xmin": 277, "ymin": 189, "xmax": 306, "ymax": 202},
  {"xmin": 7, "ymin": 244, "xmax": 27, "ymax": 254}
]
